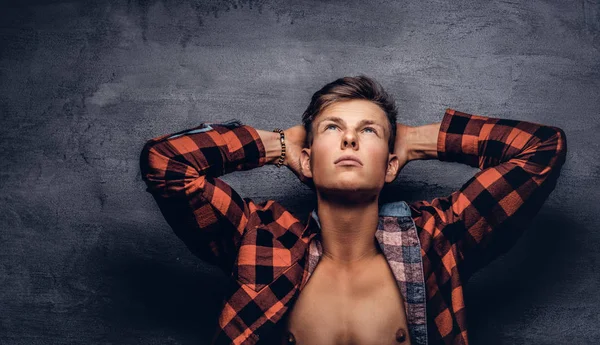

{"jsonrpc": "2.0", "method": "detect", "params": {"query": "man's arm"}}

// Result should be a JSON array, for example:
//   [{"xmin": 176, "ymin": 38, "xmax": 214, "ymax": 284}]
[
  {"xmin": 139, "ymin": 120, "xmax": 283, "ymax": 273},
  {"xmin": 401, "ymin": 108, "xmax": 567, "ymax": 280}
]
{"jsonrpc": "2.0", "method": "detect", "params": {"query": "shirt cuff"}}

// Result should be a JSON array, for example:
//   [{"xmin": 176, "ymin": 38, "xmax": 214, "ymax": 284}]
[
  {"xmin": 437, "ymin": 108, "xmax": 488, "ymax": 168},
  {"xmin": 223, "ymin": 124, "xmax": 268, "ymax": 171}
]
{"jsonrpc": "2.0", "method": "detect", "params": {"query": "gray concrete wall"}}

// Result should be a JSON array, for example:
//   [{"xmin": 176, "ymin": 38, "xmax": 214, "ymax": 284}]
[{"xmin": 0, "ymin": 0, "xmax": 598, "ymax": 344}]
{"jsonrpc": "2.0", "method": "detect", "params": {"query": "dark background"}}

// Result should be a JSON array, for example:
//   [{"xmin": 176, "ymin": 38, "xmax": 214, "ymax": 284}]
[{"xmin": 1, "ymin": 0, "xmax": 598, "ymax": 344}]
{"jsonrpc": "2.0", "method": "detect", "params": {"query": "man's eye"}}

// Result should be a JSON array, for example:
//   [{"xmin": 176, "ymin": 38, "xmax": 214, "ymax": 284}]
[
  {"xmin": 363, "ymin": 127, "xmax": 377, "ymax": 134},
  {"xmin": 325, "ymin": 124, "xmax": 337, "ymax": 130}
]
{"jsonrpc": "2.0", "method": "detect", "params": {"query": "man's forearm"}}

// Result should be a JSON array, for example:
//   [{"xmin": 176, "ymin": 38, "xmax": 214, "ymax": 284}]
[
  {"xmin": 256, "ymin": 129, "xmax": 283, "ymax": 164},
  {"xmin": 401, "ymin": 122, "xmax": 441, "ymax": 162}
]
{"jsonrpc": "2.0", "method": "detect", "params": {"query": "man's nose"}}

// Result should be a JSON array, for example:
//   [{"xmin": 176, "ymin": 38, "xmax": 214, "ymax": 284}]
[{"xmin": 341, "ymin": 131, "xmax": 358, "ymax": 149}]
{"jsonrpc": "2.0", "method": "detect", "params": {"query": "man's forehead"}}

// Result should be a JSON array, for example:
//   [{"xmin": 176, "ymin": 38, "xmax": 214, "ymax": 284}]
[{"xmin": 314, "ymin": 100, "xmax": 388, "ymax": 127}]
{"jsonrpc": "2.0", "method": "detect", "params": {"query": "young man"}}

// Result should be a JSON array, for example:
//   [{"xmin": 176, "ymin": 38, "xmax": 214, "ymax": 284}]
[{"xmin": 139, "ymin": 76, "xmax": 567, "ymax": 345}]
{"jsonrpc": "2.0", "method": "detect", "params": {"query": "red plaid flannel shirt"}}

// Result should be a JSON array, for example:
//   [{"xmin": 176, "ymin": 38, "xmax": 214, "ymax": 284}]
[{"xmin": 140, "ymin": 108, "xmax": 567, "ymax": 345}]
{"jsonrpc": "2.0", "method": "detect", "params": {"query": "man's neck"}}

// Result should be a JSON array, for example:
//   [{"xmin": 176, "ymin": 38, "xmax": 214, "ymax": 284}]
[{"xmin": 315, "ymin": 195, "xmax": 381, "ymax": 266}]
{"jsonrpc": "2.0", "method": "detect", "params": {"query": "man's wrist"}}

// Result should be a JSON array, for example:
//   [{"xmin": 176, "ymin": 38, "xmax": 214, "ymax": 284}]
[
  {"xmin": 256, "ymin": 129, "xmax": 283, "ymax": 164},
  {"xmin": 405, "ymin": 123, "xmax": 441, "ymax": 161}
]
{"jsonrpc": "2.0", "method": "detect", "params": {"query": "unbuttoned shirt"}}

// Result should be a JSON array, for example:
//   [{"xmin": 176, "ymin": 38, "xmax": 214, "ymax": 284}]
[{"xmin": 139, "ymin": 108, "xmax": 567, "ymax": 345}]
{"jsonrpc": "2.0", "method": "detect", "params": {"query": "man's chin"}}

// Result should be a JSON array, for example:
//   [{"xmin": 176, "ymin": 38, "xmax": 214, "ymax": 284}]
[{"xmin": 316, "ymin": 183, "xmax": 380, "ymax": 202}]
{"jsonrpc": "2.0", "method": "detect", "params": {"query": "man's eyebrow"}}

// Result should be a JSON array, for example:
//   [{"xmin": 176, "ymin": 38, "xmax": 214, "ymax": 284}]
[{"xmin": 317, "ymin": 116, "xmax": 386, "ymax": 132}]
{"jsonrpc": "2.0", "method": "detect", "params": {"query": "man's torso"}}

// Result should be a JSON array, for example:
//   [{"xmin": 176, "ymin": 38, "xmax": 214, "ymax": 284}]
[{"xmin": 279, "ymin": 250, "xmax": 411, "ymax": 345}]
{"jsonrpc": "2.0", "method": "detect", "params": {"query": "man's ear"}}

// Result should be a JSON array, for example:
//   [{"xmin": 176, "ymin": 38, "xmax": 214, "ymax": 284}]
[
  {"xmin": 300, "ymin": 147, "xmax": 313, "ymax": 179},
  {"xmin": 385, "ymin": 153, "xmax": 400, "ymax": 183}
]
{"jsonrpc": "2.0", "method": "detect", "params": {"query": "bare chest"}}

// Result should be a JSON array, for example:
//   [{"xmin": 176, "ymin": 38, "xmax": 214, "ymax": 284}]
[{"xmin": 280, "ymin": 254, "xmax": 411, "ymax": 345}]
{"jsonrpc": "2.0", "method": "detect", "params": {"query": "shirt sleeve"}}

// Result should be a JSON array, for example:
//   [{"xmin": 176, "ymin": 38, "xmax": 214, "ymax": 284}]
[
  {"xmin": 409, "ymin": 108, "xmax": 568, "ymax": 281},
  {"xmin": 139, "ymin": 119, "xmax": 268, "ymax": 273}
]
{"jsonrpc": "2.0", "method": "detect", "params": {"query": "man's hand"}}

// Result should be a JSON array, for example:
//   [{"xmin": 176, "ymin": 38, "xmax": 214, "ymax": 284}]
[
  {"xmin": 256, "ymin": 126, "xmax": 313, "ymax": 188},
  {"xmin": 393, "ymin": 124, "xmax": 413, "ymax": 176},
  {"xmin": 283, "ymin": 125, "xmax": 312, "ymax": 187}
]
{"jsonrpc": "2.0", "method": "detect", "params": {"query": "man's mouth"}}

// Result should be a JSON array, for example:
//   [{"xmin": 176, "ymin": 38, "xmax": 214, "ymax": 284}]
[
  {"xmin": 335, "ymin": 159, "xmax": 362, "ymax": 166},
  {"xmin": 334, "ymin": 155, "xmax": 363, "ymax": 165}
]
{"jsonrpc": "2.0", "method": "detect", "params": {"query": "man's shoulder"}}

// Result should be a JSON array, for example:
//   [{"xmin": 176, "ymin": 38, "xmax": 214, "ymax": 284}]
[
  {"xmin": 245, "ymin": 198, "xmax": 308, "ymax": 237},
  {"xmin": 237, "ymin": 198, "xmax": 310, "ymax": 276}
]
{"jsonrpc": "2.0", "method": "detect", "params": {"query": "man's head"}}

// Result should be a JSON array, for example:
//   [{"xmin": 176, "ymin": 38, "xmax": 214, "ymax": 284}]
[
  {"xmin": 301, "ymin": 75, "xmax": 398, "ymax": 152},
  {"xmin": 299, "ymin": 76, "xmax": 400, "ymax": 200}
]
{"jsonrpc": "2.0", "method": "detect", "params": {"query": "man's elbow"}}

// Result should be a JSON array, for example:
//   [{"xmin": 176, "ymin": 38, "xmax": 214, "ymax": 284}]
[
  {"xmin": 139, "ymin": 140, "xmax": 155, "ymax": 183},
  {"xmin": 139, "ymin": 139, "xmax": 173, "ymax": 190},
  {"xmin": 553, "ymin": 126, "xmax": 568, "ymax": 166}
]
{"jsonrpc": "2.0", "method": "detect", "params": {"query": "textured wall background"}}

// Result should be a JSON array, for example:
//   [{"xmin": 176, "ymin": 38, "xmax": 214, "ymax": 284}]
[{"xmin": 1, "ymin": 0, "xmax": 599, "ymax": 344}]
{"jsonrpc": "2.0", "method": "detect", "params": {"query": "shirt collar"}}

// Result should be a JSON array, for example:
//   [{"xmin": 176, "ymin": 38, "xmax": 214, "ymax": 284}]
[
  {"xmin": 301, "ymin": 201, "xmax": 411, "ymax": 239},
  {"xmin": 301, "ymin": 208, "xmax": 321, "ymax": 239}
]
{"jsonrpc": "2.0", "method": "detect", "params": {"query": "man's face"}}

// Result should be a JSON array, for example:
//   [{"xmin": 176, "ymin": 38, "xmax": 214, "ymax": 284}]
[{"xmin": 300, "ymin": 99, "xmax": 399, "ymax": 199}]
